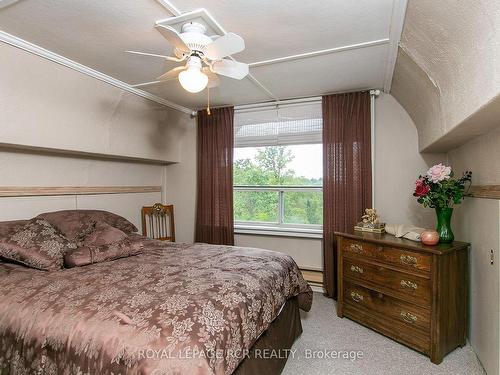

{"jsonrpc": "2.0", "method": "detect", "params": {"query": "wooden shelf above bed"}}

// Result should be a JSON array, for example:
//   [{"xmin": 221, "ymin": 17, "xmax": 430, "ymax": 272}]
[{"xmin": 0, "ymin": 186, "xmax": 161, "ymax": 197}]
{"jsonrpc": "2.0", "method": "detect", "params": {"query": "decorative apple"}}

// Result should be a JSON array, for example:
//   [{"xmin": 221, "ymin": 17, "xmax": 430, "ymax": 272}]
[{"xmin": 421, "ymin": 230, "xmax": 440, "ymax": 245}]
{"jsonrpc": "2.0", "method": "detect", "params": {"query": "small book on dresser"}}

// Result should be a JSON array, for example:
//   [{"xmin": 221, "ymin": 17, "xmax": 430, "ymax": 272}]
[{"xmin": 335, "ymin": 230, "xmax": 469, "ymax": 364}]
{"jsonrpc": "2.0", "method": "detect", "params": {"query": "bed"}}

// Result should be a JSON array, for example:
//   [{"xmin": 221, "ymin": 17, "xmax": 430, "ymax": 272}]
[{"xmin": 0, "ymin": 211, "xmax": 312, "ymax": 375}]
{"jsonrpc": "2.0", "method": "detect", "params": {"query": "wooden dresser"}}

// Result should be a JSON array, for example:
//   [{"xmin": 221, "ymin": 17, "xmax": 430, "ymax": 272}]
[{"xmin": 336, "ymin": 230, "xmax": 469, "ymax": 364}]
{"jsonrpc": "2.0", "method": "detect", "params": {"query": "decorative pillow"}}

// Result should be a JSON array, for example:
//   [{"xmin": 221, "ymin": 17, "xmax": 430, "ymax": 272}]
[
  {"xmin": 64, "ymin": 237, "xmax": 143, "ymax": 268},
  {"xmin": 0, "ymin": 220, "xmax": 28, "ymax": 238},
  {"xmin": 80, "ymin": 221, "xmax": 129, "ymax": 247},
  {"xmin": 37, "ymin": 210, "xmax": 138, "ymax": 241},
  {"xmin": 0, "ymin": 218, "xmax": 77, "ymax": 270}
]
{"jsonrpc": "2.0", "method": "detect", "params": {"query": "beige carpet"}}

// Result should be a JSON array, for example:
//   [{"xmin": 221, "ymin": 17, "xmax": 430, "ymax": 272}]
[{"xmin": 283, "ymin": 293, "xmax": 485, "ymax": 375}]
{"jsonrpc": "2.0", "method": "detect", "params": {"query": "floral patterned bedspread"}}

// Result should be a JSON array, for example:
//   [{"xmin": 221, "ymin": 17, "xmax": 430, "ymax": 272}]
[{"xmin": 0, "ymin": 237, "xmax": 312, "ymax": 375}]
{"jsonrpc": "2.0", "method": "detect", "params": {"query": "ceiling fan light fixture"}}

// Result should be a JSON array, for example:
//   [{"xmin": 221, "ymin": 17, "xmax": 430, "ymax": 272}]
[
  {"xmin": 178, "ymin": 57, "xmax": 209, "ymax": 93},
  {"xmin": 179, "ymin": 67, "xmax": 208, "ymax": 93}
]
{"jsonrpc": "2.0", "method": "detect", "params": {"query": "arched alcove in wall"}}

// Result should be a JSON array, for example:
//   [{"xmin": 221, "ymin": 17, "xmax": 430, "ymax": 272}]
[{"xmin": 391, "ymin": 0, "xmax": 500, "ymax": 153}]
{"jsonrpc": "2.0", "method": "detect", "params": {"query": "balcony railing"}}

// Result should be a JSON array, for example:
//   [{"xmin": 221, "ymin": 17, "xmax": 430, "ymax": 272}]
[{"xmin": 233, "ymin": 185, "xmax": 323, "ymax": 234}]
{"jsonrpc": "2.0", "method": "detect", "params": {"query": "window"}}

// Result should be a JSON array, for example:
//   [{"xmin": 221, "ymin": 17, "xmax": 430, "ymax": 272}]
[{"xmin": 233, "ymin": 101, "xmax": 323, "ymax": 237}]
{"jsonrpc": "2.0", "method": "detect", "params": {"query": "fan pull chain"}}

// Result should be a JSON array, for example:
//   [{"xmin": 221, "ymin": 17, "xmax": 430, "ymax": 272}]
[{"xmin": 207, "ymin": 87, "xmax": 211, "ymax": 115}]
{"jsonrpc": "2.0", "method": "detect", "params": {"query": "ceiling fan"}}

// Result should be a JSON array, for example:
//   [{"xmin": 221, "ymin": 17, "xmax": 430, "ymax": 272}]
[{"xmin": 126, "ymin": 22, "xmax": 249, "ymax": 93}]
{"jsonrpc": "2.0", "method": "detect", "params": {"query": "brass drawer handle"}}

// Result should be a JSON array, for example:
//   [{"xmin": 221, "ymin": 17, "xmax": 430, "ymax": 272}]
[
  {"xmin": 400, "ymin": 280, "xmax": 418, "ymax": 290},
  {"xmin": 350, "ymin": 265, "xmax": 364, "ymax": 274},
  {"xmin": 400, "ymin": 311, "xmax": 418, "ymax": 323},
  {"xmin": 349, "ymin": 244, "xmax": 364, "ymax": 253},
  {"xmin": 400, "ymin": 254, "xmax": 418, "ymax": 267},
  {"xmin": 350, "ymin": 291, "xmax": 364, "ymax": 303}
]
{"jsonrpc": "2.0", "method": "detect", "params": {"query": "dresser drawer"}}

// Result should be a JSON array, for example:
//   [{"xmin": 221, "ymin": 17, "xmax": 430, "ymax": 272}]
[
  {"xmin": 342, "ymin": 238, "xmax": 431, "ymax": 273},
  {"xmin": 344, "ymin": 258, "xmax": 431, "ymax": 306},
  {"xmin": 343, "ymin": 304, "xmax": 430, "ymax": 355},
  {"xmin": 343, "ymin": 281, "xmax": 430, "ymax": 332}
]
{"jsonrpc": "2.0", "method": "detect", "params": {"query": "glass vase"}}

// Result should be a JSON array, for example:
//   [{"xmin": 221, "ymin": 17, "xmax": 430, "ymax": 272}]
[{"xmin": 435, "ymin": 207, "xmax": 454, "ymax": 243}]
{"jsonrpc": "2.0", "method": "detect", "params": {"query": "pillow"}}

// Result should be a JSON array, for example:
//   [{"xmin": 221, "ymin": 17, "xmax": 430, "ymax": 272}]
[
  {"xmin": 80, "ymin": 221, "xmax": 129, "ymax": 247},
  {"xmin": 0, "ymin": 220, "xmax": 28, "ymax": 238},
  {"xmin": 37, "ymin": 210, "xmax": 138, "ymax": 241},
  {"xmin": 64, "ymin": 222, "xmax": 143, "ymax": 268},
  {"xmin": 0, "ymin": 218, "xmax": 77, "ymax": 270},
  {"xmin": 64, "ymin": 239, "xmax": 143, "ymax": 268}
]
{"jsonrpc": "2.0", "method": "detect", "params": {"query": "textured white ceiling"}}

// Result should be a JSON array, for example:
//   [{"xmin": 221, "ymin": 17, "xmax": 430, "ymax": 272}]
[{"xmin": 0, "ymin": 0, "xmax": 405, "ymax": 110}]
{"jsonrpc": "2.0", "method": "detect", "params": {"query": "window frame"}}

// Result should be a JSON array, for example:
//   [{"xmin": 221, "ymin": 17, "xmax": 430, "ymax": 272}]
[{"xmin": 233, "ymin": 185, "xmax": 323, "ymax": 238}]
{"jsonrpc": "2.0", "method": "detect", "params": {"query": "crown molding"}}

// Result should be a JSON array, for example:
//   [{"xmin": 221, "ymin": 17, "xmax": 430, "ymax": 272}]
[
  {"xmin": 383, "ymin": 0, "xmax": 408, "ymax": 92},
  {"xmin": 0, "ymin": 30, "xmax": 193, "ymax": 114},
  {"xmin": 155, "ymin": 0, "xmax": 181, "ymax": 16}
]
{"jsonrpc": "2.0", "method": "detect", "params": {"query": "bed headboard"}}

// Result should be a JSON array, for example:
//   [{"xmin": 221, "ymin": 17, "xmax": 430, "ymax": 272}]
[{"xmin": 0, "ymin": 186, "xmax": 162, "ymax": 229}]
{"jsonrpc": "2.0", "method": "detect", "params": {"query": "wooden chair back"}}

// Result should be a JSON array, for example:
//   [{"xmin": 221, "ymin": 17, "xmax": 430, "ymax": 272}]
[{"xmin": 141, "ymin": 203, "xmax": 175, "ymax": 241}]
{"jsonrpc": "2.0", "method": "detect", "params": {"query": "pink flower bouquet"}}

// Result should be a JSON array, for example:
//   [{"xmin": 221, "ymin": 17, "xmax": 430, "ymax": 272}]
[
  {"xmin": 413, "ymin": 164, "xmax": 472, "ymax": 243},
  {"xmin": 413, "ymin": 164, "xmax": 471, "ymax": 208}
]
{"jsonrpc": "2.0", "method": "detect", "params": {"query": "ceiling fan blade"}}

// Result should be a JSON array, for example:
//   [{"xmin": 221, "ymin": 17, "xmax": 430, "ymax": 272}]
[
  {"xmin": 156, "ymin": 25, "xmax": 190, "ymax": 53},
  {"xmin": 157, "ymin": 66, "xmax": 187, "ymax": 81},
  {"xmin": 130, "ymin": 80, "xmax": 166, "ymax": 88},
  {"xmin": 202, "ymin": 67, "xmax": 220, "ymax": 88},
  {"xmin": 211, "ymin": 59, "xmax": 249, "ymax": 80},
  {"xmin": 125, "ymin": 51, "xmax": 185, "ymax": 62},
  {"xmin": 204, "ymin": 33, "xmax": 245, "ymax": 60}
]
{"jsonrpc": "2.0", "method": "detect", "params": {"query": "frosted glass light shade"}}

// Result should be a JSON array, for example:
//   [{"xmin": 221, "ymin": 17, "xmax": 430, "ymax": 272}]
[{"xmin": 178, "ymin": 67, "xmax": 209, "ymax": 93}]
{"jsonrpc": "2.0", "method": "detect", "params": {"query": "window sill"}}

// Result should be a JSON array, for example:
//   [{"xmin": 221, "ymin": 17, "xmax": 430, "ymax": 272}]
[{"xmin": 234, "ymin": 225, "xmax": 323, "ymax": 239}]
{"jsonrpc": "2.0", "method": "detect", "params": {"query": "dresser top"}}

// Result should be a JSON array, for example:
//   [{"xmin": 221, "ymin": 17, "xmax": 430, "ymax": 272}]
[{"xmin": 335, "ymin": 229, "xmax": 469, "ymax": 255}]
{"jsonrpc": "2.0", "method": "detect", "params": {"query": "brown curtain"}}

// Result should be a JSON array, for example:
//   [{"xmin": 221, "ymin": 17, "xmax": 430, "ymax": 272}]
[
  {"xmin": 195, "ymin": 107, "xmax": 235, "ymax": 245},
  {"xmin": 322, "ymin": 91, "xmax": 372, "ymax": 298}
]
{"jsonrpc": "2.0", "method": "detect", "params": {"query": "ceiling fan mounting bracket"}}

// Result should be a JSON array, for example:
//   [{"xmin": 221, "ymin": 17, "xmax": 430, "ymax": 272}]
[
  {"xmin": 155, "ymin": 9, "xmax": 226, "ymax": 38},
  {"xmin": 181, "ymin": 22, "xmax": 206, "ymax": 34}
]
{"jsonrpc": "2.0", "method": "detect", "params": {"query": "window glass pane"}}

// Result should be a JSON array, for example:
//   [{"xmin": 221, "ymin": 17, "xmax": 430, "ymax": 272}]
[
  {"xmin": 283, "ymin": 191, "xmax": 323, "ymax": 225},
  {"xmin": 234, "ymin": 143, "xmax": 323, "ymax": 228},
  {"xmin": 234, "ymin": 144, "xmax": 322, "ymax": 186},
  {"xmin": 234, "ymin": 190, "xmax": 278, "ymax": 223}
]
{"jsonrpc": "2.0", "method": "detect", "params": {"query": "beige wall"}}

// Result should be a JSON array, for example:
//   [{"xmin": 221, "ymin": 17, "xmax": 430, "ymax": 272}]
[
  {"xmin": 448, "ymin": 126, "xmax": 500, "ymax": 185},
  {"xmin": 235, "ymin": 235, "xmax": 322, "ymax": 270},
  {"xmin": 0, "ymin": 42, "xmax": 192, "ymax": 228},
  {"xmin": 452, "ymin": 196, "xmax": 499, "ymax": 375},
  {"xmin": 0, "ymin": 149, "xmax": 164, "ymax": 186},
  {"xmin": 162, "ymin": 117, "xmax": 197, "ymax": 243},
  {"xmin": 448, "ymin": 126, "xmax": 500, "ymax": 375},
  {"xmin": 374, "ymin": 93, "xmax": 444, "ymax": 228},
  {"xmin": 0, "ymin": 42, "xmax": 190, "ymax": 163},
  {"xmin": 0, "ymin": 149, "xmax": 165, "ymax": 228}
]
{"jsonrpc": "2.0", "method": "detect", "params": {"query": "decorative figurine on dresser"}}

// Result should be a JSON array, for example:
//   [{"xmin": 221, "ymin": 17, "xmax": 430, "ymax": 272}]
[{"xmin": 335, "ymin": 230, "xmax": 469, "ymax": 364}]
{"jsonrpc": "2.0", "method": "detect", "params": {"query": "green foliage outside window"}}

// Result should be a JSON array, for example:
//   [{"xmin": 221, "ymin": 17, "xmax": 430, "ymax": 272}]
[{"xmin": 234, "ymin": 146, "xmax": 323, "ymax": 225}]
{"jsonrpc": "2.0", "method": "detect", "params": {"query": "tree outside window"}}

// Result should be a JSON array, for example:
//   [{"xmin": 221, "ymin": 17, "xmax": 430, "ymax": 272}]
[{"xmin": 234, "ymin": 145, "xmax": 323, "ymax": 227}]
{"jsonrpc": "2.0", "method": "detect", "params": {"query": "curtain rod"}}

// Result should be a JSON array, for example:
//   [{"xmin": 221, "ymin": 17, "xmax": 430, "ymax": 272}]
[
  {"xmin": 236, "ymin": 97, "xmax": 321, "ymax": 110},
  {"xmin": 234, "ymin": 90, "xmax": 381, "ymax": 114},
  {"xmin": 235, "ymin": 97, "xmax": 322, "ymax": 113},
  {"xmin": 191, "ymin": 89, "xmax": 381, "ymax": 117}
]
